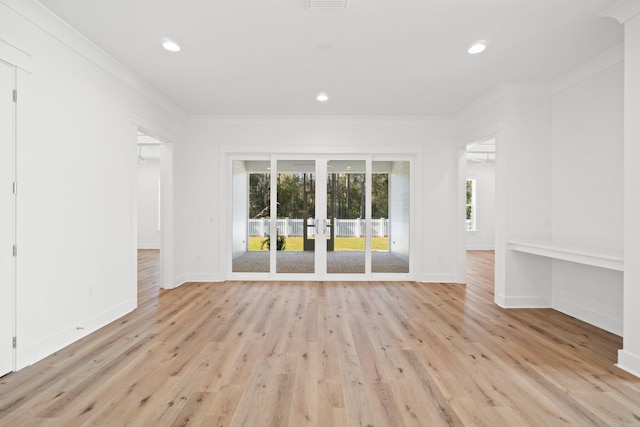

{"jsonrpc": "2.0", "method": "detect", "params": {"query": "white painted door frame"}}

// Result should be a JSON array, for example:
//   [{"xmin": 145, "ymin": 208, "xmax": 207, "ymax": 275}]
[
  {"xmin": 0, "ymin": 60, "xmax": 16, "ymax": 375},
  {"xmin": 225, "ymin": 150, "xmax": 417, "ymax": 281},
  {"xmin": 133, "ymin": 121, "xmax": 176, "ymax": 290},
  {"xmin": 455, "ymin": 123, "xmax": 502, "ymax": 289}
]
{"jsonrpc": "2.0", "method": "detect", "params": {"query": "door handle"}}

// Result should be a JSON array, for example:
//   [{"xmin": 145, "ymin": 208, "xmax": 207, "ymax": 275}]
[{"xmin": 313, "ymin": 219, "xmax": 328, "ymax": 235}]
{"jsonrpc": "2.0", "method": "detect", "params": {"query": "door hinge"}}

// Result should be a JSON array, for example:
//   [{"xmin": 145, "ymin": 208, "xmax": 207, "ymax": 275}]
[
  {"xmin": 12, "ymin": 182, "xmax": 17, "ymax": 195},
  {"xmin": 12, "ymin": 244, "xmax": 16, "ymax": 257},
  {"xmin": 12, "ymin": 337, "xmax": 16, "ymax": 349},
  {"xmin": 12, "ymin": 90, "xmax": 17, "ymax": 103}
]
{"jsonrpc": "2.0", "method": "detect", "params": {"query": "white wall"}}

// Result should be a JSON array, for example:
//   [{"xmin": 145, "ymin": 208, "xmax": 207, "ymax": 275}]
[
  {"xmin": 137, "ymin": 159, "xmax": 160, "ymax": 249},
  {"xmin": 501, "ymin": 90, "xmax": 553, "ymax": 307},
  {"xmin": 389, "ymin": 161, "xmax": 410, "ymax": 260},
  {"xmin": 185, "ymin": 116, "xmax": 457, "ymax": 282},
  {"xmin": 550, "ymin": 47, "xmax": 624, "ymax": 334},
  {"xmin": 623, "ymin": 6, "xmax": 640, "ymax": 379},
  {"xmin": 456, "ymin": 85, "xmax": 553, "ymax": 306},
  {"xmin": 1, "ymin": 0, "xmax": 186, "ymax": 369},
  {"xmin": 466, "ymin": 160, "xmax": 495, "ymax": 250},
  {"xmin": 602, "ymin": 1, "xmax": 640, "ymax": 377}
]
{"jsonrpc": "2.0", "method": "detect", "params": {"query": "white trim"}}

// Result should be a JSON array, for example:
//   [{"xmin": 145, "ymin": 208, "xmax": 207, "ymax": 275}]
[
  {"xmin": 552, "ymin": 296, "xmax": 622, "ymax": 336},
  {"xmin": 552, "ymin": 44, "xmax": 624, "ymax": 95},
  {"xmin": 173, "ymin": 274, "xmax": 188, "ymax": 288},
  {"xmin": 221, "ymin": 144, "xmax": 424, "ymax": 155},
  {"xmin": 0, "ymin": 31, "xmax": 34, "ymax": 72},
  {"xmin": 1, "ymin": 0, "xmax": 186, "ymax": 121},
  {"xmin": 131, "ymin": 113, "xmax": 180, "ymax": 146},
  {"xmin": 617, "ymin": 350, "xmax": 640, "ymax": 378},
  {"xmin": 0, "ymin": 60, "xmax": 16, "ymax": 375},
  {"xmin": 137, "ymin": 244, "xmax": 161, "ymax": 250},
  {"xmin": 455, "ymin": 86, "xmax": 506, "ymax": 124},
  {"xmin": 508, "ymin": 239, "xmax": 623, "ymax": 271},
  {"xmin": 467, "ymin": 245, "xmax": 495, "ymax": 250},
  {"xmin": 185, "ymin": 273, "xmax": 224, "ymax": 283},
  {"xmin": 188, "ymin": 115, "xmax": 455, "ymax": 126},
  {"xmin": 455, "ymin": 84, "xmax": 549, "ymax": 123},
  {"xmin": 600, "ymin": 0, "xmax": 640, "ymax": 23},
  {"xmin": 17, "ymin": 299, "xmax": 136, "ymax": 370},
  {"xmin": 456, "ymin": 129, "xmax": 501, "ymax": 289},
  {"xmin": 456, "ymin": 122, "xmax": 502, "ymax": 150},
  {"xmin": 500, "ymin": 296, "xmax": 552, "ymax": 308},
  {"xmin": 223, "ymin": 153, "xmax": 417, "ymax": 281},
  {"xmin": 417, "ymin": 274, "xmax": 457, "ymax": 283}
]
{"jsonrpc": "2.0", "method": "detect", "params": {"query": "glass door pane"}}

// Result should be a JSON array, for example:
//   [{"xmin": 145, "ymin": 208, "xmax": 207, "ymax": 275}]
[
  {"xmin": 371, "ymin": 161, "xmax": 410, "ymax": 273},
  {"xmin": 276, "ymin": 160, "xmax": 316, "ymax": 274},
  {"xmin": 232, "ymin": 160, "xmax": 271, "ymax": 273},
  {"xmin": 327, "ymin": 160, "xmax": 366, "ymax": 274}
]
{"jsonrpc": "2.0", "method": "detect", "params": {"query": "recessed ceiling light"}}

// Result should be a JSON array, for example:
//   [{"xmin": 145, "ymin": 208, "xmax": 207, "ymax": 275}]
[
  {"xmin": 317, "ymin": 92, "xmax": 329, "ymax": 102},
  {"xmin": 162, "ymin": 39, "xmax": 181, "ymax": 52},
  {"xmin": 468, "ymin": 41, "xmax": 487, "ymax": 55}
]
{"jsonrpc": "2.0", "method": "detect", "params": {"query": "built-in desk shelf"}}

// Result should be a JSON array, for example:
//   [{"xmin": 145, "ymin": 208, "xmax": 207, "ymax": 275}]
[{"xmin": 508, "ymin": 239, "xmax": 624, "ymax": 272}]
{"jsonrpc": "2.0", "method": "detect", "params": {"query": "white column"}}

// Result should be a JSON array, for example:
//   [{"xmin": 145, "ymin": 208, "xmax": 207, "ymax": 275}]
[{"xmin": 601, "ymin": 0, "xmax": 640, "ymax": 378}]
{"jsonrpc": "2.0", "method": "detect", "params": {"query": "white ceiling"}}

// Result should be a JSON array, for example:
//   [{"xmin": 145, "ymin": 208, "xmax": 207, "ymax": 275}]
[{"xmin": 36, "ymin": 0, "xmax": 623, "ymax": 116}]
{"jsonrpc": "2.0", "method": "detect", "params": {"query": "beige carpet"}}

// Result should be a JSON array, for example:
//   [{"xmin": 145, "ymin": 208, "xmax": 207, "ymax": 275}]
[{"xmin": 232, "ymin": 251, "xmax": 409, "ymax": 274}]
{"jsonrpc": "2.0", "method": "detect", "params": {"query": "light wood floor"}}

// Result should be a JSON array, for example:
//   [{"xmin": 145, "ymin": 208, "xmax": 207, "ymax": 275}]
[{"xmin": 1, "ymin": 250, "xmax": 639, "ymax": 426}]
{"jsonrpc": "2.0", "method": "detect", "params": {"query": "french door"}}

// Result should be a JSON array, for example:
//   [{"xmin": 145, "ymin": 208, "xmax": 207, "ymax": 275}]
[{"xmin": 230, "ymin": 155, "xmax": 411, "ymax": 280}]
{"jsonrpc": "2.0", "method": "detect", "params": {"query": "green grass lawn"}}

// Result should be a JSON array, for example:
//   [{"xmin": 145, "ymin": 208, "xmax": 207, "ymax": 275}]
[{"xmin": 249, "ymin": 236, "xmax": 389, "ymax": 251}]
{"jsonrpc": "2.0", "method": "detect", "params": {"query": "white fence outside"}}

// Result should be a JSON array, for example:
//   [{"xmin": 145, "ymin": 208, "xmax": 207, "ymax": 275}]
[{"xmin": 249, "ymin": 218, "xmax": 388, "ymax": 237}]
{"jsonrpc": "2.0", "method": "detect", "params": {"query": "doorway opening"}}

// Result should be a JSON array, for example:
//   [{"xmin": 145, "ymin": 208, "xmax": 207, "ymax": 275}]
[
  {"xmin": 464, "ymin": 138, "xmax": 496, "ymax": 277},
  {"xmin": 136, "ymin": 131, "xmax": 164, "ymax": 297}
]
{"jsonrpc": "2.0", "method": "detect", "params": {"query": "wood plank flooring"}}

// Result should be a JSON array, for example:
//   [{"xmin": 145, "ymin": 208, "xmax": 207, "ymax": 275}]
[{"xmin": 1, "ymin": 250, "xmax": 639, "ymax": 426}]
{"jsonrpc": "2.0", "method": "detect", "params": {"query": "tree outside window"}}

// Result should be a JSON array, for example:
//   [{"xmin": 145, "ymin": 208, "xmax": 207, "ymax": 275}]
[{"xmin": 466, "ymin": 179, "xmax": 476, "ymax": 232}]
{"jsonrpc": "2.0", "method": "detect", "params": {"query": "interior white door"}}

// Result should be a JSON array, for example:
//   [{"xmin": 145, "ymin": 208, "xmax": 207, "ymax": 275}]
[{"xmin": 0, "ymin": 60, "xmax": 16, "ymax": 376}]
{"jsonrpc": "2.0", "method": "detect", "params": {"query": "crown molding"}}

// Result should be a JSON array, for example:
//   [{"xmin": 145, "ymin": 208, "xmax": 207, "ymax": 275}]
[
  {"xmin": 455, "ymin": 83, "xmax": 550, "ymax": 124},
  {"xmin": 187, "ymin": 115, "xmax": 456, "ymax": 127},
  {"xmin": 552, "ymin": 44, "xmax": 624, "ymax": 95},
  {"xmin": 599, "ymin": 0, "xmax": 640, "ymax": 23},
  {"xmin": 2, "ymin": 0, "xmax": 187, "ymax": 122}
]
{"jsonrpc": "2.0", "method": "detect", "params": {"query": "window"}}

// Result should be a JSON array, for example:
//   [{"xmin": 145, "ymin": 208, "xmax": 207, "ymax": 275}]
[
  {"xmin": 466, "ymin": 179, "xmax": 476, "ymax": 232},
  {"xmin": 157, "ymin": 176, "xmax": 161, "ymax": 231}
]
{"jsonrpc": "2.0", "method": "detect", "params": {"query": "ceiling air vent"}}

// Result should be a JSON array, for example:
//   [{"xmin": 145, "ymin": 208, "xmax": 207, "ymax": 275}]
[{"xmin": 308, "ymin": 0, "xmax": 348, "ymax": 9}]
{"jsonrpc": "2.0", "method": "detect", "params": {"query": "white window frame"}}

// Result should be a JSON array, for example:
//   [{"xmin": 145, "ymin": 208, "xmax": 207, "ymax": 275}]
[{"xmin": 466, "ymin": 178, "xmax": 477, "ymax": 232}]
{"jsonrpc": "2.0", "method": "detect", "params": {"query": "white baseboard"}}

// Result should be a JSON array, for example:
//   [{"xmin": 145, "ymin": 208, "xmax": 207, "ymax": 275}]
[
  {"xmin": 137, "ymin": 244, "xmax": 160, "ymax": 250},
  {"xmin": 466, "ymin": 245, "xmax": 495, "ymax": 251},
  {"xmin": 186, "ymin": 273, "xmax": 224, "ymax": 283},
  {"xmin": 617, "ymin": 350, "xmax": 640, "ymax": 379},
  {"xmin": 552, "ymin": 296, "xmax": 622, "ymax": 336},
  {"xmin": 17, "ymin": 298, "xmax": 136, "ymax": 371},
  {"xmin": 501, "ymin": 295, "xmax": 551, "ymax": 308},
  {"xmin": 172, "ymin": 274, "xmax": 188, "ymax": 289},
  {"xmin": 418, "ymin": 274, "xmax": 457, "ymax": 283}
]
